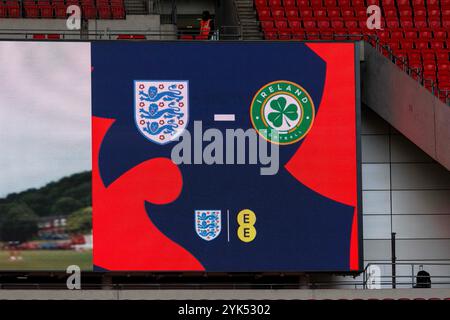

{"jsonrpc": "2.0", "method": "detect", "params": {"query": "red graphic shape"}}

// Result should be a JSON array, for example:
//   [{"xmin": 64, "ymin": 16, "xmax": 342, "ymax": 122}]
[
  {"xmin": 285, "ymin": 43, "xmax": 359, "ymax": 270},
  {"xmin": 92, "ymin": 116, "xmax": 204, "ymax": 271}
]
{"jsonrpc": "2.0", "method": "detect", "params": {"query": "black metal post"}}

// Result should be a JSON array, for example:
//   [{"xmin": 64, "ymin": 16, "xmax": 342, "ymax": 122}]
[{"xmin": 391, "ymin": 232, "xmax": 396, "ymax": 289}]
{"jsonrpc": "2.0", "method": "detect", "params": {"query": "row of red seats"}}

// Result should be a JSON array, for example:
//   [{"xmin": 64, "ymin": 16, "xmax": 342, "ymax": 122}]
[
  {"xmin": 0, "ymin": 1, "xmax": 124, "ymax": 19},
  {"xmin": 258, "ymin": 5, "xmax": 450, "ymax": 18},
  {"xmin": 256, "ymin": 0, "xmax": 450, "ymax": 7},
  {"xmin": 255, "ymin": 0, "xmax": 450, "ymax": 102},
  {"xmin": 262, "ymin": 18, "xmax": 450, "ymax": 31}
]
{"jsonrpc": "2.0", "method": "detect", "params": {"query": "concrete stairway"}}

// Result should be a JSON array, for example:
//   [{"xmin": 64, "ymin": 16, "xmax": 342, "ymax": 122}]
[
  {"xmin": 234, "ymin": 0, "xmax": 263, "ymax": 40},
  {"xmin": 124, "ymin": 0, "xmax": 148, "ymax": 15}
]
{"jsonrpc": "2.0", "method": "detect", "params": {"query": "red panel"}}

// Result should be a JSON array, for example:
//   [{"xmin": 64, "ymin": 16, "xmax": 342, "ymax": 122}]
[
  {"xmin": 93, "ymin": 117, "xmax": 204, "ymax": 271},
  {"xmin": 286, "ymin": 43, "xmax": 359, "ymax": 270}
]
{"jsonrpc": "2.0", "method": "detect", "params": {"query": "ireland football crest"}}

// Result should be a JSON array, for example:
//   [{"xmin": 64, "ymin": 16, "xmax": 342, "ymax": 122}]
[
  {"xmin": 250, "ymin": 80, "xmax": 315, "ymax": 145},
  {"xmin": 195, "ymin": 210, "xmax": 221, "ymax": 241},
  {"xmin": 134, "ymin": 80, "xmax": 188, "ymax": 144}
]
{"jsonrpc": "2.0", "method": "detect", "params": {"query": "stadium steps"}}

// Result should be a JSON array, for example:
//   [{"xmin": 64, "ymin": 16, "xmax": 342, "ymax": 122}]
[
  {"xmin": 124, "ymin": 0, "xmax": 148, "ymax": 15},
  {"xmin": 235, "ymin": 0, "xmax": 263, "ymax": 40}
]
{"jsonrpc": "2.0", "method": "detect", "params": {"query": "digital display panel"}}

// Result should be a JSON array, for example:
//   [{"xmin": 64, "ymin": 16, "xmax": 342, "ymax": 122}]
[{"xmin": 0, "ymin": 41, "xmax": 361, "ymax": 272}]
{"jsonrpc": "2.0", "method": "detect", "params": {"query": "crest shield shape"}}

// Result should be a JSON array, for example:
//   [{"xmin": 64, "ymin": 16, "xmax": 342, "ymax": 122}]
[
  {"xmin": 195, "ymin": 210, "xmax": 221, "ymax": 241},
  {"xmin": 134, "ymin": 80, "xmax": 188, "ymax": 144}
]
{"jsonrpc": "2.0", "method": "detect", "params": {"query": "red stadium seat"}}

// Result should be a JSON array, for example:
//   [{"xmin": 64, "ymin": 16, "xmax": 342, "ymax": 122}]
[
  {"xmin": 344, "ymin": 18, "xmax": 358, "ymax": 29},
  {"xmin": 286, "ymin": 8, "xmax": 298, "ymax": 18},
  {"xmin": 261, "ymin": 20, "xmax": 275, "ymax": 30},
  {"xmin": 381, "ymin": 0, "xmax": 394, "ymax": 6},
  {"xmin": 54, "ymin": 5, "xmax": 67, "ymax": 18},
  {"xmin": 275, "ymin": 19, "xmax": 288, "ymax": 29},
  {"xmin": 384, "ymin": 8, "xmax": 397, "ymax": 18},
  {"xmin": 327, "ymin": 7, "xmax": 340, "ymax": 18},
  {"xmin": 330, "ymin": 18, "xmax": 344, "ymax": 28},
  {"xmin": 288, "ymin": 19, "xmax": 302, "ymax": 29},
  {"xmin": 401, "ymin": 39, "xmax": 414, "ymax": 49},
  {"xmin": 414, "ymin": 17, "xmax": 427, "ymax": 28},
  {"xmin": 256, "ymin": 0, "xmax": 267, "ymax": 6},
  {"xmin": 397, "ymin": 0, "xmax": 410, "ymax": 6},
  {"xmin": 320, "ymin": 28, "xmax": 334, "ymax": 40},
  {"xmin": 411, "ymin": 0, "xmax": 425, "ymax": 6},
  {"xmin": 299, "ymin": 8, "xmax": 313, "ymax": 17},
  {"xmin": 271, "ymin": 8, "xmax": 285, "ymax": 18},
  {"xmin": 366, "ymin": 0, "xmax": 379, "ymax": 5},
  {"xmin": 297, "ymin": 0, "xmax": 310, "ymax": 6},
  {"xmin": 404, "ymin": 29, "xmax": 418, "ymax": 40},
  {"xmin": 283, "ymin": 0, "xmax": 296, "ymax": 7},
  {"xmin": 303, "ymin": 17, "xmax": 317, "ymax": 28},
  {"xmin": 264, "ymin": 30, "xmax": 277, "ymax": 39},
  {"xmin": 111, "ymin": 6, "xmax": 125, "ymax": 19},
  {"xmin": 314, "ymin": 8, "xmax": 327, "ymax": 17},
  {"xmin": 399, "ymin": 7, "xmax": 412, "ymax": 18},
  {"xmin": 390, "ymin": 29, "xmax": 403, "ymax": 40},
  {"xmin": 422, "ymin": 49, "xmax": 436, "ymax": 61},
  {"xmin": 310, "ymin": 0, "xmax": 323, "ymax": 7},
  {"xmin": 400, "ymin": 18, "xmax": 414, "ymax": 28},
  {"xmin": 24, "ymin": 5, "xmax": 39, "ymax": 18},
  {"xmin": 324, "ymin": 0, "xmax": 336, "ymax": 6},
  {"xmin": 418, "ymin": 29, "xmax": 433, "ymax": 40},
  {"xmin": 291, "ymin": 30, "xmax": 306, "ymax": 40},
  {"xmin": 428, "ymin": 17, "xmax": 442, "ymax": 28},
  {"xmin": 82, "ymin": 5, "xmax": 97, "ymax": 19},
  {"xmin": 352, "ymin": 0, "xmax": 365, "ymax": 6},
  {"xmin": 415, "ymin": 40, "xmax": 429, "ymax": 50},
  {"xmin": 341, "ymin": 8, "xmax": 354, "ymax": 17},
  {"xmin": 355, "ymin": 7, "xmax": 366, "ymax": 17},
  {"xmin": 268, "ymin": 0, "xmax": 282, "ymax": 6},
  {"xmin": 386, "ymin": 17, "xmax": 400, "ymax": 28},
  {"xmin": 414, "ymin": 7, "xmax": 426, "ymax": 17},
  {"xmin": 436, "ymin": 50, "xmax": 450, "ymax": 62},
  {"xmin": 258, "ymin": 8, "xmax": 272, "ymax": 20},
  {"xmin": 98, "ymin": 5, "xmax": 111, "ymax": 19},
  {"xmin": 40, "ymin": 5, "xmax": 53, "ymax": 18},
  {"xmin": 278, "ymin": 29, "xmax": 291, "ymax": 40},
  {"xmin": 337, "ymin": 0, "xmax": 350, "ymax": 5},
  {"xmin": 317, "ymin": 18, "xmax": 330, "ymax": 28},
  {"xmin": 430, "ymin": 41, "xmax": 445, "ymax": 49}
]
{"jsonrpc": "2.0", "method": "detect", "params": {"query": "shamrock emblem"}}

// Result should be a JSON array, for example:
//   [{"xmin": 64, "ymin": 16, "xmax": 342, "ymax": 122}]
[{"xmin": 267, "ymin": 97, "xmax": 299, "ymax": 128}]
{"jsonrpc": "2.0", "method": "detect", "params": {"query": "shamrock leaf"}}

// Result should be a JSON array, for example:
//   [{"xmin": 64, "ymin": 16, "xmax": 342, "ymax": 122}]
[{"xmin": 268, "ymin": 97, "xmax": 299, "ymax": 128}]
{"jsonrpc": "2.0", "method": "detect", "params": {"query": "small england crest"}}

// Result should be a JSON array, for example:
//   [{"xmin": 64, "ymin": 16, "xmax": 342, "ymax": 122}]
[
  {"xmin": 134, "ymin": 80, "xmax": 189, "ymax": 144},
  {"xmin": 195, "ymin": 210, "xmax": 221, "ymax": 241}
]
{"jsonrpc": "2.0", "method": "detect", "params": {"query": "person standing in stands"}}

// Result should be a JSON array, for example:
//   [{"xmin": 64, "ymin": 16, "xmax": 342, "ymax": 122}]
[{"xmin": 199, "ymin": 10, "xmax": 214, "ymax": 40}]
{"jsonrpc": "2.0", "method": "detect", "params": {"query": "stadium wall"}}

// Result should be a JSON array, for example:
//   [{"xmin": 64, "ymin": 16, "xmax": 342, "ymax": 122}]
[{"xmin": 324, "ymin": 106, "xmax": 450, "ymax": 289}]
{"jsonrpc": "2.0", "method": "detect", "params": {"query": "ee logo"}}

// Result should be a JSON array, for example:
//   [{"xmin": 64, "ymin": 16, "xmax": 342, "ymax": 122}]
[{"xmin": 237, "ymin": 209, "xmax": 256, "ymax": 243}]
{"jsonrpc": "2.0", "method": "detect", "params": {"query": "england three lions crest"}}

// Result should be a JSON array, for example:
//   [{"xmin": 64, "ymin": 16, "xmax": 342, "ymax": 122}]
[
  {"xmin": 134, "ymin": 80, "xmax": 188, "ymax": 144},
  {"xmin": 195, "ymin": 210, "xmax": 221, "ymax": 241}
]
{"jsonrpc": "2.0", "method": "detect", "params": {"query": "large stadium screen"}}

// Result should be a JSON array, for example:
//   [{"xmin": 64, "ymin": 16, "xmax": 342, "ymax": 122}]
[{"xmin": 0, "ymin": 41, "xmax": 361, "ymax": 272}]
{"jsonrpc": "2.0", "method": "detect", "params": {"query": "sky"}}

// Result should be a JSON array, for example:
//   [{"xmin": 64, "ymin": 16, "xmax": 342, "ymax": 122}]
[{"xmin": 0, "ymin": 42, "xmax": 91, "ymax": 197}]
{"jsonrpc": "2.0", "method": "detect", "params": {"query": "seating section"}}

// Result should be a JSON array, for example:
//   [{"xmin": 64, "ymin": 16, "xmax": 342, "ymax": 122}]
[
  {"xmin": 255, "ymin": 0, "xmax": 450, "ymax": 102},
  {"xmin": 0, "ymin": 0, "xmax": 125, "ymax": 19}
]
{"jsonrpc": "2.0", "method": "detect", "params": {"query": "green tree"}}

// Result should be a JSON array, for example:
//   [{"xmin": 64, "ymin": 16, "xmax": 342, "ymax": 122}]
[
  {"xmin": 51, "ymin": 197, "xmax": 83, "ymax": 216},
  {"xmin": 66, "ymin": 207, "xmax": 92, "ymax": 234},
  {"xmin": 0, "ymin": 202, "xmax": 38, "ymax": 242}
]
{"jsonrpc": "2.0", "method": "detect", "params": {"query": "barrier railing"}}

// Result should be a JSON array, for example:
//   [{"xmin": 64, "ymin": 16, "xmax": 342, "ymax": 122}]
[
  {"xmin": 363, "ymin": 262, "xmax": 450, "ymax": 289},
  {"xmin": 0, "ymin": 27, "xmax": 446, "ymax": 104},
  {"xmin": 0, "ymin": 261, "xmax": 449, "ymax": 289}
]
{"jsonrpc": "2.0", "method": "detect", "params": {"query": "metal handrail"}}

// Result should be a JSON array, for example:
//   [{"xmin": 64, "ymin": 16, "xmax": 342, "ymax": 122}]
[{"xmin": 363, "ymin": 262, "xmax": 450, "ymax": 289}]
